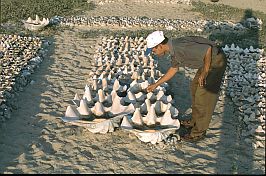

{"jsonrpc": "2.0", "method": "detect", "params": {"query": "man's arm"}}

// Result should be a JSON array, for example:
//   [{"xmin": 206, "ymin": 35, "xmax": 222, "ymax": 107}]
[{"xmin": 146, "ymin": 66, "xmax": 179, "ymax": 92}]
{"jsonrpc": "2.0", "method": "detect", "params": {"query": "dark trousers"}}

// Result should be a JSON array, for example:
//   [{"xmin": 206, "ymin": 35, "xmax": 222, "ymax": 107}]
[{"xmin": 189, "ymin": 51, "xmax": 227, "ymax": 137}]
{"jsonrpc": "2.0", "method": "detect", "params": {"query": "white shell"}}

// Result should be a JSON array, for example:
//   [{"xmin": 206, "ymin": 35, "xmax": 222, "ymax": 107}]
[
  {"xmin": 77, "ymin": 99, "xmax": 91, "ymax": 116},
  {"xmin": 131, "ymin": 108, "xmax": 143, "ymax": 125}
]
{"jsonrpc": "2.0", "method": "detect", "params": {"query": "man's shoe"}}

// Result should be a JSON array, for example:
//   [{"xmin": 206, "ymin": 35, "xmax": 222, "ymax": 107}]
[{"xmin": 181, "ymin": 134, "xmax": 205, "ymax": 142}]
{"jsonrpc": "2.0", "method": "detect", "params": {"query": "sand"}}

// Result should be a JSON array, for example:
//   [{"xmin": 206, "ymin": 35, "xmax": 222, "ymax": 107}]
[{"xmin": 0, "ymin": 0, "xmax": 265, "ymax": 174}]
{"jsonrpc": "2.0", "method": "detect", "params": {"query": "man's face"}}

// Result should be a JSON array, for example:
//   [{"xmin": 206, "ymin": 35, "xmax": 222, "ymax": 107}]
[{"xmin": 152, "ymin": 44, "xmax": 165, "ymax": 57}]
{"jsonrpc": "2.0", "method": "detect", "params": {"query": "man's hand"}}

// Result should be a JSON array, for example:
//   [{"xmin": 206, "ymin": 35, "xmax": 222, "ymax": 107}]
[
  {"xmin": 146, "ymin": 67, "xmax": 178, "ymax": 92},
  {"xmin": 198, "ymin": 70, "xmax": 208, "ymax": 87},
  {"xmin": 146, "ymin": 83, "xmax": 158, "ymax": 93}
]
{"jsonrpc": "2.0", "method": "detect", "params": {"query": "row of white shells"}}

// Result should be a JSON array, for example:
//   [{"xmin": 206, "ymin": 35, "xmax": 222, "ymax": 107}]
[
  {"xmin": 221, "ymin": 44, "xmax": 265, "ymax": 149},
  {"xmin": 51, "ymin": 16, "xmax": 262, "ymax": 32},
  {"xmin": 0, "ymin": 34, "xmax": 46, "ymax": 121}
]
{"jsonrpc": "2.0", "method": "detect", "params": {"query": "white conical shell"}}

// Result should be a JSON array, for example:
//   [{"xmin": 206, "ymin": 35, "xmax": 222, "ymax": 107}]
[
  {"xmin": 124, "ymin": 90, "xmax": 136, "ymax": 103},
  {"xmin": 140, "ymin": 80, "xmax": 149, "ymax": 90},
  {"xmin": 167, "ymin": 103, "xmax": 179, "ymax": 117},
  {"xmin": 129, "ymin": 82, "xmax": 141, "ymax": 93},
  {"xmin": 156, "ymin": 90, "xmax": 165, "ymax": 100},
  {"xmin": 230, "ymin": 43, "xmax": 235, "ymax": 50},
  {"xmin": 160, "ymin": 109, "xmax": 179, "ymax": 128},
  {"xmin": 65, "ymin": 105, "xmax": 80, "ymax": 118},
  {"xmin": 147, "ymin": 76, "xmax": 155, "ymax": 84},
  {"xmin": 117, "ymin": 84, "xmax": 127, "ymax": 92},
  {"xmin": 35, "ymin": 15, "xmax": 40, "ymax": 24},
  {"xmin": 95, "ymin": 89, "xmax": 106, "ymax": 103},
  {"xmin": 97, "ymin": 60, "xmax": 103, "ymax": 66},
  {"xmin": 116, "ymin": 58, "xmax": 123, "ymax": 66},
  {"xmin": 150, "ymin": 69, "xmax": 155, "ymax": 78},
  {"xmin": 26, "ymin": 17, "xmax": 33, "ymax": 23},
  {"xmin": 125, "ymin": 56, "xmax": 130, "ymax": 65},
  {"xmin": 110, "ymin": 95, "xmax": 135, "ymax": 115},
  {"xmin": 141, "ymin": 99, "xmax": 151, "ymax": 114},
  {"xmin": 77, "ymin": 99, "xmax": 91, "ymax": 116},
  {"xmin": 102, "ymin": 78, "xmax": 108, "ymax": 90},
  {"xmin": 121, "ymin": 116, "xmax": 133, "ymax": 129},
  {"xmin": 107, "ymin": 73, "xmax": 112, "ymax": 80},
  {"xmin": 91, "ymin": 101, "xmax": 106, "ymax": 116},
  {"xmin": 144, "ymin": 104, "xmax": 157, "ymax": 126},
  {"xmin": 149, "ymin": 60, "xmax": 154, "ymax": 67},
  {"xmin": 166, "ymin": 95, "xmax": 173, "ymax": 103},
  {"xmin": 143, "ymin": 56, "xmax": 148, "ymax": 64},
  {"xmin": 41, "ymin": 18, "xmax": 49, "ymax": 25},
  {"xmin": 131, "ymin": 108, "xmax": 143, "ymax": 125},
  {"xmin": 131, "ymin": 71, "xmax": 139, "ymax": 80},
  {"xmin": 147, "ymin": 92, "xmax": 156, "ymax": 102},
  {"xmin": 99, "ymin": 72, "xmax": 106, "ymax": 80},
  {"xmin": 113, "ymin": 79, "xmax": 120, "ymax": 91},
  {"xmin": 92, "ymin": 79, "xmax": 98, "ymax": 90},
  {"xmin": 130, "ymin": 79, "xmax": 138, "ymax": 87},
  {"xmin": 106, "ymin": 62, "xmax": 111, "ymax": 71},
  {"xmin": 92, "ymin": 74, "xmax": 98, "ymax": 80},
  {"xmin": 255, "ymin": 125, "xmax": 265, "ymax": 134},
  {"xmin": 110, "ymin": 90, "xmax": 118, "ymax": 101},
  {"xmin": 223, "ymin": 45, "xmax": 230, "ymax": 52},
  {"xmin": 154, "ymin": 100, "xmax": 168, "ymax": 114},
  {"xmin": 156, "ymin": 91, "xmax": 172, "ymax": 103},
  {"xmin": 83, "ymin": 85, "xmax": 93, "ymax": 103},
  {"xmin": 135, "ymin": 92, "xmax": 146, "ymax": 102}
]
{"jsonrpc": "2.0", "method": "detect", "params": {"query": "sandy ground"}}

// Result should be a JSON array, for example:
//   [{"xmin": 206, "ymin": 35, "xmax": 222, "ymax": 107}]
[{"xmin": 0, "ymin": 0, "xmax": 265, "ymax": 174}]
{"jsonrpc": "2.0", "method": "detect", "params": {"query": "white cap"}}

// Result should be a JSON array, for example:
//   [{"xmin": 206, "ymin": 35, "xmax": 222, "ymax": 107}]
[
  {"xmin": 145, "ymin": 31, "xmax": 165, "ymax": 56},
  {"xmin": 146, "ymin": 31, "xmax": 165, "ymax": 48}
]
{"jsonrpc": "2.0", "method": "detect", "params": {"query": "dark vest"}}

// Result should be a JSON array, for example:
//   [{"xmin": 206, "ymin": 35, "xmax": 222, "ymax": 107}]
[{"xmin": 169, "ymin": 36, "xmax": 219, "ymax": 69}]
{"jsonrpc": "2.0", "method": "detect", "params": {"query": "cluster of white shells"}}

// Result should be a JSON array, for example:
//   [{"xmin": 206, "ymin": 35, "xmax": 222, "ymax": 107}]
[
  {"xmin": 94, "ymin": 0, "xmax": 191, "ymax": 5},
  {"xmin": 221, "ymin": 44, "xmax": 265, "ymax": 149},
  {"xmin": 0, "ymin": 34, "xmax": 45, "ymax": 121},
  {"xmin": 23, "ymin": 15, "xmax": 50, "ymax": 31},
  {"xmin": 62, "ymin": 35, "xmax": 181, "ymax": 143},
  {"xmin": 52, "ymin": 15, "xmax": 262, "ymax": 32}
]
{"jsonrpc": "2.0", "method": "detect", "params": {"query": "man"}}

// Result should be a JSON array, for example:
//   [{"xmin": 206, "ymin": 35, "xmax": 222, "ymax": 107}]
[{"xmin": 145, "ymin": 31, "xmax": 227, "ymax": 142}]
